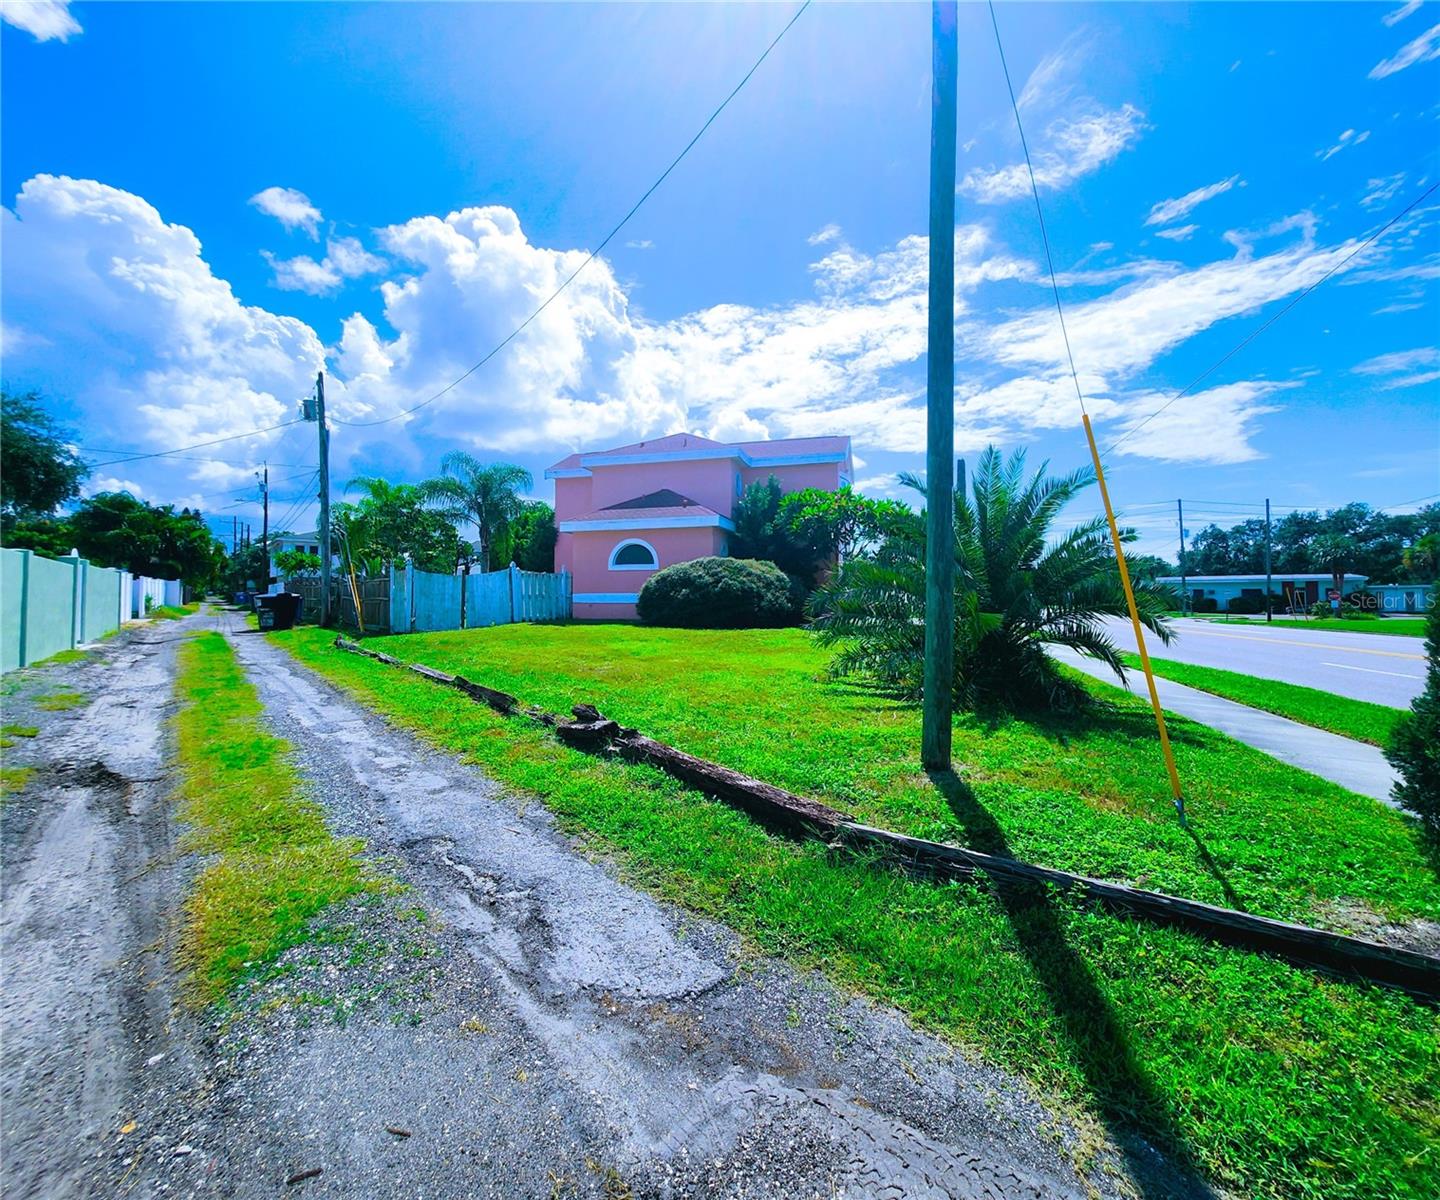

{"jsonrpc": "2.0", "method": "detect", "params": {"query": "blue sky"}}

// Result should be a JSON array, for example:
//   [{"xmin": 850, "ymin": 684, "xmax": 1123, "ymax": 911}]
[{"xmin": 3, "ymin": 0, "xmax": 1437, "ymax": 557}]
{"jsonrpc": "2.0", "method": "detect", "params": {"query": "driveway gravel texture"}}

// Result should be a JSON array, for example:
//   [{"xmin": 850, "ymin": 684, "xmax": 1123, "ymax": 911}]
[{"xmin": 2, "ymin": 609, "xmax": 1214, "ymax": 1199}]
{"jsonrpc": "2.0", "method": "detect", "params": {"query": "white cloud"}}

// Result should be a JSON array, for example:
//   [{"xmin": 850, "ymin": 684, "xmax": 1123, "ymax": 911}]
[
  {"xmin": 263, "ymin": 235, "xmax": 384, "ymax": 295},
  {"xmin": 1, "ymin": 0, "xmax": 80, "ymax": 41},
  {"xmin": 807, "ymin": 223, "xmax": 842, "ymax": 246},
  {"xmin": 1318, "ymin": 129, "xmax": 1371, "ymax": 161},
  {"xmin": 1145, "ymin": 176, "xmax": 1241, "ymax": 226},
  {"xmin": 1154, "ymin": 224, "xmax": 1198, "ymax": 242},
  {"xmin": 960, "ymin": 105, "xmax": 1145, "ymax": 203},
  {"xmin": 1108, "ymin": 381, "xmax": 1295, "ymax": 464},
  {"xmin": 1362, "ymin": 171, "xmax": 1408, "ymax": 210},
  {"xmin": 248, "ymin": 186, "xmax": 323, "ymax": 238},
  {"xmin": 624, "ymin": 238, "xmax": 654, "ymax": 250},
  {"xmin": 3, "ymin": 174, "xmax": 324, "ymax": 483},
  {"xmin": 1353, "ymin": 347, "xmax": 1440, "ymax": 389},
  {"xmin": 1384, "ymin": 1, "xmax": 1424, "ymax": 27},
  {"xmin": 1370, "ymin": 23, "xmax": 1440, "ymax": 77}
]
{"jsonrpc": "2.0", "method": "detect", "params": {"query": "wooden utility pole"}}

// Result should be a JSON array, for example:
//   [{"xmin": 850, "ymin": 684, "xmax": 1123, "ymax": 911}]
[
  {"xmin": 259, "ymin": 464, "xmax": 270, "ymax": 583},
  {"xmin": 315, "ymin": 371, "xmax": 332, "ymax": 625},
  {"xmin": 922, "ymin": 0, "xmax": 958, "ymax": 771},
  {"xmin": 1177, "ymin": 499, "xmax": 1188, "ymax": 615},
  {"xmin": 1264, "ymin": 498, "xmax": 1273, "ymax": 623}
]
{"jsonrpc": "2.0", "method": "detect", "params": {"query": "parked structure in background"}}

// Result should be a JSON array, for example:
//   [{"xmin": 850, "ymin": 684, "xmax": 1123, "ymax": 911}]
[
  {"xmin": 1366, "ymin": 581, "xmax": 1436, "ymax": 613},
  {"xmin": 1, "ymin": 547, "xmax": 179, "ymax": 671},
  {"xmin": 547, "ymin": 433, "xmax": 853, "ymax": 620},
  {"xmin": 1158, "ymin": 571, "xmax": 1369, "ymax": 614}
]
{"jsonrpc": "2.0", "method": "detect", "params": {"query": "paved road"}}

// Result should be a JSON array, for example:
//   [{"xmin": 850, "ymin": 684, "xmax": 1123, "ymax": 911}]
[
  {"xmin": 1052, "ymin": 649, "xmax": 1400, "ymax": 806},
  {"xmin": 1100, "ymin": 617, "xmax": 1425, "ymax": 708}
]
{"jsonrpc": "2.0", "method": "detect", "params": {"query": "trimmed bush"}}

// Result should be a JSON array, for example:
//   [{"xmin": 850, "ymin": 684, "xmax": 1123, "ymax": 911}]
[
  {"xmin": 637, "ymin": 557, "xmax": 795, "ymax": 628},
  {"xmin": 1386, "ymin": 597, "xmax": 1440, "ymax": 836}
]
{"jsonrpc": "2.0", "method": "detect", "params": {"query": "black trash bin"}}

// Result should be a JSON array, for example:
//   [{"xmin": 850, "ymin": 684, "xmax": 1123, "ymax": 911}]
[{"xmin": 257, "ymin": 592, "xmax": 302, "ymax": 631}]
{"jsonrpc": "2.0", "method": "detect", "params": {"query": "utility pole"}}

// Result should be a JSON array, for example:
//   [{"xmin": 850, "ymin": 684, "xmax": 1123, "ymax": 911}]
[
  {"xmin": 259, "ymin": 464, "xmax": 270, "ymax": 586},
  {"xmin": 1177, "ymin": 499, "xmax": 1188, "ymax": 615},
  {"xmin": 232, "ymin": 516, "xmax": 238, "ymax": 555},
  {"xmin": 315, "ymin": 371, "xmax": 332, "ymax": 625},
  {"xmin": 1264, "ymin": 498, "xmax": 1273, "ymax": 623},
  {"xmin": 921, "ymin": 0, "xmax": 958, "ymax": 771}
]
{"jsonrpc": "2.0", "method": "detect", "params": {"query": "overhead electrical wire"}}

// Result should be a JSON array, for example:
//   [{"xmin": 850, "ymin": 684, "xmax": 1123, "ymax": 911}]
[
  {"xmin": 85, "ymin": 418, "xmax": 306, "ymax": 469},
  {"xmin": 331, "ymin": 0, "xmax": 813, "ymax": 429}
]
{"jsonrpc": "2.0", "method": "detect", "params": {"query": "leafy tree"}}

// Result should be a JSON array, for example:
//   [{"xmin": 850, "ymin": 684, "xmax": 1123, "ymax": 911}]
[
  {"xmin": 1, "ymin": 391, "xmax": 88, "ymax": 525},
  {"xmin": 778, "ymin": 485, "xmax": 915, "ymax": 570},
  {"xmin": 500, "ymin": 501, "xmax": 558, "ymax": 573},
  {"xmin": 222, "ymin": 541, "xmax": 271, "ymax": 593},
  {"xmin": 336, "ymin": 475, "xmax": 463, "ymax": 575},
  {"xmin": 729, "ymin": 476, "xmax": 800, "ymax": 569},
  {"xmin": 419, "ymin": 454, "xmax": 533, "ymax": 572},
  {"xmin": 811, "ymin": 447, "xmax": 1173, "ymax": 713},
  {"xmin": 2, "ymin": 516, "xmax": 78, "ymax": 558},
  {"xmin": 67, "ymin": 492, "xmax": 225, "ymax": 588},
  {"xmin": 1126, "ymin": 553, "xmax": 1177, "ymax": 584},
  {"xmin": 1308, "ymin": 531, "xmax": 1360, "ymax": 596},
  {"xmin": 274, "ymin": 548, "xmax": 322, "ymax": 578},
  {"xmin": 1385, "ymin": 596, "xmax": 1440, "ymax": 836}
]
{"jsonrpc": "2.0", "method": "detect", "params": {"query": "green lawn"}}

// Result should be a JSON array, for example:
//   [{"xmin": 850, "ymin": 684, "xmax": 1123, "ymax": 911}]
[
  {"xmin": 274, "ymin": 623, "xmax": 1439, "ymax": 1200},
  {"xmin": 1194, "ymin": 615, "xmax": 1428, "ymax": 637},
  {"xmin": 174, "ymin": 631, "xmax": 383, "ymax": 1002},
  {"xmin": 1122, "ymin": 652, "xmax": 1405, "ymax": 747}
]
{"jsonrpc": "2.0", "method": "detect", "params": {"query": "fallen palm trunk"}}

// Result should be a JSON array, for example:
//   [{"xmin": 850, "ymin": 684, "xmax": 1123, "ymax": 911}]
[{"xmin": 331, "ymin": 637, "xmax": 1440, "ymax": 998}]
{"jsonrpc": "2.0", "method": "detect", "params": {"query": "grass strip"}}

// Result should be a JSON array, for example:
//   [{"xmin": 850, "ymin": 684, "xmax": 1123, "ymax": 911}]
[
  {"xmin": 173, "ymin": 631, "xmax": 382, "ymax": 1003},
  {"xmin": 151, "ymin": 602, "xmax": 200, "ymax": 620},
  {"xmin": 1193, "ymin": 616, "xmax": 1428, "ymax": 637},
  {"xmin": 276, "ymin": 624, "xmax": 1440, "ymax": 1200},
  {"xmin": 1121, "ymin": 652, "xmax": 1404, "ymax": 746}
]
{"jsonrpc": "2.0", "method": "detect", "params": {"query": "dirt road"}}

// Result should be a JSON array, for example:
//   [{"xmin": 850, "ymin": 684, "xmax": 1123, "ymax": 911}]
[{"xmin": 1, "ymin": 611, "xmax": 1210, "ymax": 1198}]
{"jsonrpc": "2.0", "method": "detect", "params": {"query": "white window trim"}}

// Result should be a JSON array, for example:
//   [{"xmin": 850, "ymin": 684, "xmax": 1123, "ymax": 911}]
[{"xmin": 608, "ymin": 538, "xmax": 659, "ymax": 571}]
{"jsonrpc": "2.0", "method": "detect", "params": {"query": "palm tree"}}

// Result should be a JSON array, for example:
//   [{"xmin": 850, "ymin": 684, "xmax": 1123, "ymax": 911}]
[
  {"xmin": 418, "ymin": 453, "xmax": 533, "ymax": 572},
  {"xmin": 810, "ymin": 446, "xmax": 1175, "ymax": 712}
]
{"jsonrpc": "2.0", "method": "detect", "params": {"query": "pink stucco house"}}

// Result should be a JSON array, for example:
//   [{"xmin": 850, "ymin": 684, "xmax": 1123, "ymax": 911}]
[{"xmin": 546, "ymin": 433, "xmax": 853, "ymax": 620}]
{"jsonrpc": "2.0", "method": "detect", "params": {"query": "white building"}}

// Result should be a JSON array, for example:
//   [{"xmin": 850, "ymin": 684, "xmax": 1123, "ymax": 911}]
[{"xmin": 1156, "ymin": 572, "xmax": 1369, "ymax": 613}]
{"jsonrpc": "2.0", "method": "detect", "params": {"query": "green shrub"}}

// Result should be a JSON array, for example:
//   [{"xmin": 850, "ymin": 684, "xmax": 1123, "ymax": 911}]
[
  {"xmin": 637, "ymin": 557, "xmax": 795, "ymax": 628},
  {"xmin": 1386, "ymin": 597, "xmax": 1440, "ymax": 835},
  {"xmin": 1191, "ymin": 596, "xmax": 1218, "ymax": 613}
]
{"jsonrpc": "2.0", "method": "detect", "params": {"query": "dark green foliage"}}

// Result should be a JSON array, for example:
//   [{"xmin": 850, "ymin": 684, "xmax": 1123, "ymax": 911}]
[
  {"xmin": 1, "ymin": 392, "xmax": 88, "ymax": 524},
  {"xmin": 274, "ymin": 548, "xmax": 321, "ymax": 578},
  {"xmin": 1184, "ymin": 500, "xmax": 1439, "ymax": 584},
  {"xmin": 67, "ymin": 492, "xmax": 225, "ymax": 588},
  {"xmin": 728, "ymin": 476, "xmax": 812, "ymax": 576},
  {"xmin": 812, "ymin": 447, "xmax": 1173, "ymax": 713},
  {"xmin": 501, "ymin": 501, "xmax": 557, "ymax": 572},
  {"xmin": 1386, "ymin": 596, "xmax": 1440, "ymax": 834},
  {"xmin": 2, "ymin": 515, "xmax": 79, "ymax": 558},
  {"xmin": 335, "ymin": 476, "xmax": 464, "ymax": 576},
  {"xmin": 418, "ymin": 453, "xmax": 533, "ymax": 572},
  {"xmin": 637, "ymin": 557, "xmax": 795, "ymax": 628}
]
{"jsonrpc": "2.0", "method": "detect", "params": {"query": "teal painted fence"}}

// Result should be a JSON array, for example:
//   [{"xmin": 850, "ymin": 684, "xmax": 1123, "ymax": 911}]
[
  {"xmin": 1, "ymin": 549, "xmax": 132, "ymax": 672},
  {"xmin": 388, "ymin": 563, "xmax": 570, "ymax": 634}
]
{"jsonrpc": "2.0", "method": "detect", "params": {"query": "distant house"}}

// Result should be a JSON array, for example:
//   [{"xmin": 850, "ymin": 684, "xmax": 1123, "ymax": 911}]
[
  {"xmin": 1366, "ymin": 581, "xmax": 1435, "ymax": 614},
  {"xmin": 1157, "ymin": 572, "xmax": 1369, "ymax": 613},
  {"xmin": 546, "ymin": 433, "xmax": 853, "ymax": 620}
]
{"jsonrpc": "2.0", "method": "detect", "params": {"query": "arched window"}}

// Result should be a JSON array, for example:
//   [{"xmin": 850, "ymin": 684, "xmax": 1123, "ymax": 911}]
[{"xmin": 609, "ymin": 539, "xmax": 659, "ymax": 570}]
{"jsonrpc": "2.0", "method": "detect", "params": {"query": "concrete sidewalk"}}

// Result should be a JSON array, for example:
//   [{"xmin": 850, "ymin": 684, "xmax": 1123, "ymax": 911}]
[{"xmin": 1052, "ymin": 648, "xmax": 1402, "ymax": 808}]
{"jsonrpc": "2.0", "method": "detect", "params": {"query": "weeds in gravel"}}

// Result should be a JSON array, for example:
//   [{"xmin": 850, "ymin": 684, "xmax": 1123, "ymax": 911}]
[
  {"xmin": 174, "ymin": 631, "xmax": 383, "ymax": 1003},
  {"xmin": 274, "ymin": 623, "xmax": 1440, "ymax": 1200},
  {"xmin": 1, "ymin": 765, "xmax": 35, "ymax": 799},
  {"xmin": 35, "ymin": 689, "xmax": 86, "ymax": 711},
  {"xmin": 0, "ymin": 724, "xmax": 39, "ymax": 749}
]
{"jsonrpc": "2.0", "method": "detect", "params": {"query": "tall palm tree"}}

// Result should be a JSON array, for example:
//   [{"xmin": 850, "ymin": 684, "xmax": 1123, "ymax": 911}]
[
  {"xmin": 810, "ymin": 446, "xmax": 1175, "ymax": 712},
  {"xmin": 419, "ymin": 453, "xmax": 533, "ymax": 572}
]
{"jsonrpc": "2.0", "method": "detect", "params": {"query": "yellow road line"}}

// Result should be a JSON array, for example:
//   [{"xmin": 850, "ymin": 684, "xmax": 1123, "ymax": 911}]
[{"xmin": 1180, "ymin": 626, "xmax": 1424, "ymax": 661}]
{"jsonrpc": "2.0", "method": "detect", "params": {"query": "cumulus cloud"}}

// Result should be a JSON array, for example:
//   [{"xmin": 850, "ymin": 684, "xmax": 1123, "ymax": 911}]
[
  {"xmin": 1317, "ymin": 129, "xmax": 1371, "ymax": 161},
  {"xmin": 1, "ymin": 0, "xmax": 80, "ymax": 41},
  {"xmin": 264, "ymin": 235, "xmax": 385, "ymax": 295},
  {"xmin": 249, "ymin": 186, "xmax": 323, "ymax": 238},
  {"xmin": 960, "ymin": 105, "xmax": 1145, "ymax": 203},
  {"xmin": 2, "ymin": 174, "xmax": 324, "ymax": 494},
  {"xmin": 1370, "ymin": 23, "xmax": 1440, "ymax": 77},
  {"xmin": 1145, "ymin": 176, "xmax": 1240, "ymax": 226}
]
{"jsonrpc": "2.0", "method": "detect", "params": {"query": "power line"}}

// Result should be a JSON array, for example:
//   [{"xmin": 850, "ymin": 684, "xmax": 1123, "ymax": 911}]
[
  {"xmin": 1104, "ymin": 178, "xmax": 1440, "ymax": 458},
  {"xmin": 85, "ymin": 418, "xmax": 305, "ymax": 468},
  {"xmin": 331, "ymin": 0, "xmax": 813, "ymax": 429}
]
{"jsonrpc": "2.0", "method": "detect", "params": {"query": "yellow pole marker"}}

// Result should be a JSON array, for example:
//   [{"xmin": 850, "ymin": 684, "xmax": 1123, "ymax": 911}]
[{"xmin": 1082, "ymin": 414, "xmax": 1185, "ymax": 819}]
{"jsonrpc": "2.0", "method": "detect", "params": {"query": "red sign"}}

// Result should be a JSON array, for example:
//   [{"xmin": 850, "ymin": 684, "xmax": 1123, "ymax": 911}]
[{"xmin": 1327, "ymin": 589, "xmax": 1341, "ymax": 601}]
